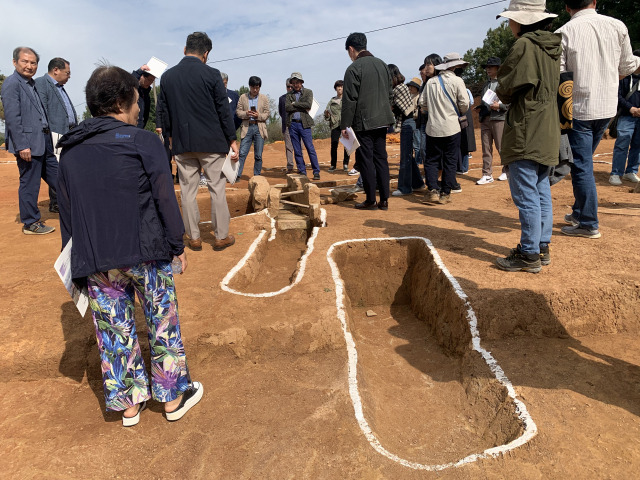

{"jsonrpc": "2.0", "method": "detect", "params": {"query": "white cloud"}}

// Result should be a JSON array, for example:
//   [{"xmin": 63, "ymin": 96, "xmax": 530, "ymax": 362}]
[{"xmin": 1, "ymin": 0, "xmax": 508, "ymax": 124}]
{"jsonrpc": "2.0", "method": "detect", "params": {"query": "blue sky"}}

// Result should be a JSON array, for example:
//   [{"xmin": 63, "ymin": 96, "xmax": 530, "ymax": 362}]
[{"xmin": 1, "ymin": 0, "xmax": 509, "ymax": 129}]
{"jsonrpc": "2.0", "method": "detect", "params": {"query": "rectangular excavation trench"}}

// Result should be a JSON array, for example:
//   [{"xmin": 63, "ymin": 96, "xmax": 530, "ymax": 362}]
[
  {"xmin": 332, "ymin": 239, "xmax": 524, "ymax": 466},
  {"xmin": 227, "ymin": 226, "xmax": 310, "ymax": 294}
]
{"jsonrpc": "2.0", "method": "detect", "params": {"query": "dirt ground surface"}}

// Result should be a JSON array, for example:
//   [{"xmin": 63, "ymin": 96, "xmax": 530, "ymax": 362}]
[{"xmin": 2, "ymin": 130, "xmax": 640, "ymax": 479}]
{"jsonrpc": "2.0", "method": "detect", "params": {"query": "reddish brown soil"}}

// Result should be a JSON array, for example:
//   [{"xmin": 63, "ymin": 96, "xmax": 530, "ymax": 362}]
[{"xmin": 1, "ymin": 131, "xmax": 640, "ymax": 479}]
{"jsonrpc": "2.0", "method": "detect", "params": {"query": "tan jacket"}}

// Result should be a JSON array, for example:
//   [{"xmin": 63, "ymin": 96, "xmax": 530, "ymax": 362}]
[
  {"xmin": 422, "ymin": 70, "xmax": 469, "ymax": 138},
  {"xmin": 236, "ymin": 93, "xmax": 270, "ymax": 139}
]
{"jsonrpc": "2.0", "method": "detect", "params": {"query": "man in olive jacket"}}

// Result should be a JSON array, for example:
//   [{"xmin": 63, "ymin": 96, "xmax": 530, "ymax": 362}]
[
  {"xmin": 340, "ymin": 32, "xmax": 395, "ymax": 210},
  {"xmin": 285, "ymin": 72, "xmax": 320, "ymax": 179}
]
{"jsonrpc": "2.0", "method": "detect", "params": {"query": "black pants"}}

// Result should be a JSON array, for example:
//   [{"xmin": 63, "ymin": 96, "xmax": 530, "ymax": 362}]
[
  {"xmin": 330, "ymin": 127, "xmax": 350, "ymax": 168},
  {"xmin": 354, "ymin": 128, "xmax": 390, "ymax": 203},
  {"xmin": 424, "ymin": 132, "xmax": 460, "ymax": 195}
]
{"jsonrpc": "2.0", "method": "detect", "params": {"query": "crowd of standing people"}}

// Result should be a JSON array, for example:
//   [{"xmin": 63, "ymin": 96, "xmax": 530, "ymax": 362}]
[{"xmin": 1, "ymin": 0, "xmax": 639, "ymax": 427}]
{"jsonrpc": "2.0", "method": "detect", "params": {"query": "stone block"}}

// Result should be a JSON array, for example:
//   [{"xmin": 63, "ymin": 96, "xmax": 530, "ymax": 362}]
[{"xmin": 249, "ymin": 176, "xmax": 270, "ymax": 212}]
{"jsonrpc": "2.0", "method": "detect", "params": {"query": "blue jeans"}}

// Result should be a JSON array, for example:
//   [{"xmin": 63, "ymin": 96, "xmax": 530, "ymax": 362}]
[
  {"xmin": 412, "ymin": 122, "xmax": 422, "ymax": 165},
  {"xmin": 237, "ymin": 124, "xmax": 265, "ymax": 179},
  {"xmin": 611, "ymin": 115, "xmax": 640, "ymax": 176},
  {"xmin": 289, "ymin": 121, "xmax": 320, "ymax": 175},
  {"xmin": 568, "ymin": 118, "xmax": 610, "ymax": 230},
  {"xmin": 419, "ymin": 124, "xmax": 426, "ymax": 166},
  {"xmin": 507, "ymin": 160, "xmax": 553, "ymax": 255},
  {"xmin": 397, "ymin": 118, "xmax": 425, "ymax": 194}
]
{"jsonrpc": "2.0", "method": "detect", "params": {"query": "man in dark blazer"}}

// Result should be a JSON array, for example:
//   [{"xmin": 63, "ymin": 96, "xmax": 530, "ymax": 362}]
[
  {"xmin": 158, "ymin": 31, "xmax": 239, "ymax": 252},
  {"xmin": 1, "ymin": 46, "xmax": 58, "ymax": 234},
  {"xmin": 34, "ymin": 57, "xmax": 77, "ymax": 134}
]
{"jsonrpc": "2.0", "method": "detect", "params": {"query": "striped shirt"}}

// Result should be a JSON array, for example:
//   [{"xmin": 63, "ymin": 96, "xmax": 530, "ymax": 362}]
[{"xmin": 556, "ymin": 9, "xmax": 640, "ymax": 120}]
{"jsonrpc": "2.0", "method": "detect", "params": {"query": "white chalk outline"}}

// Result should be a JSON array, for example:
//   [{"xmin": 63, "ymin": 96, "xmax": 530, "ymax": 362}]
[
  {"xmin": 326, "ymin": 236, "xmax": 537, "ymax": 471},
  {"xmin": 220, "ymin": 208, "xmax": 327, "ymax": 297}
]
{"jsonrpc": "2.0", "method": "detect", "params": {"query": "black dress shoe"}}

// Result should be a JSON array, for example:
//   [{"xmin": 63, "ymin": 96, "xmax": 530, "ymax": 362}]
[
  {"xmin": 377, "ymin": 200, "xmax": 388, "ymax": 210},
  {"xmin": 355, "ymin": 200, "xmax": 377, "ymax": 210},
  {"xmin": 49, "ymin": 205, "xmax": 59, "ymax": 214}
]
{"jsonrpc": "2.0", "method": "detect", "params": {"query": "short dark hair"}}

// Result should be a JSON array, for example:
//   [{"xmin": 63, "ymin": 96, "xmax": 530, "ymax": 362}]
[
  {"xmin": 86, "ymin": 66, "xmax": 138, "ymax": 117},
  {"xmin": 345, "ymin": 32, "xmax": 367, "ymax": 51},
  {"xmin": 286, "ymin": 78, "xmax": 292, "ymax": 87},
  {"xmin": 565, "ymin": 0, "xmax": 593, "ymax": 9},
  {"xmin": 334, "ymin": 80, "xmax": 344, "ymax": 90},
  {"xmin": 518, "ymin": 17, "xmax": 554, "ymax": 36},
  {"xmin": 248, "ymin": 76, "xmax": 262, "ymax": 87},
  {"xmin": 48, "ymin": 57, "xmax": 69, "ymax": 72},
  {"xmin": 419, "ymin": 64, "xmax": 425, "ymax": 71},
  {"xmin": 388, "ymin": 64, "xmax": 405, "ymax": 88},
  {"xmin": 424, "ymin": 54, "xmax": 443, "ymax": 68},
  {"xmin": 13, "ymin": 46, "xmax": 39, "ymax": 63},
  {"xmin": 185, "ymin": 32, "xmax": 212, "ymax": 56}
]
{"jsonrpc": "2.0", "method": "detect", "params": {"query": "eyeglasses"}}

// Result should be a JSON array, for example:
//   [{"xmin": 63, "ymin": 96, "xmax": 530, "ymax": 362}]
[{"xmin": 286, "ymin": 85, "xmax": 293, "ymax": 89}]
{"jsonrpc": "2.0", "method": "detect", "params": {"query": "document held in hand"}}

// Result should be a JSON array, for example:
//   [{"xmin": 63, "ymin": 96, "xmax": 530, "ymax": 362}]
[
  {"xmin": 54, "ymin": 238, "xmax": 89, "ymax": 316},
  {"xmin": 222, "ymin": 148, "xmax": 239, "ymax": 184},
  {"xmin": 482, "ymin": 88, "xmax": 499, "ymax": 106},
  {"xmin": 339, "ymin": 127, "xmax": 360, "ymax": 156},
  {"xmin": 308, "ymin": 98, "xmax": 320, "ymax": 119}
]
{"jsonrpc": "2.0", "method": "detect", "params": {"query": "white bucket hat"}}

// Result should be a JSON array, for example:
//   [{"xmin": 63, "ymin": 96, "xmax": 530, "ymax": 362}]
[
  {"xmin": 290, "ymin": 72, "xmax": 304, "ymax": 82},
  {"xmin": 434, "ymin": 52, "xmax": 469, "ymax": 71},
  {"xmin": 496, "ymin": 0, "xmax": 557, "ymax": 25}
]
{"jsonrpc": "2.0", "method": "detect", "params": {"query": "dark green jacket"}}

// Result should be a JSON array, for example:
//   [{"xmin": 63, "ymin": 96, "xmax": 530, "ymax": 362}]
[
  {"xmin": 340, "ymin": 52, "xmax": 395, "ymax": 132},
  {"xmin": 285, "ymin": 87, "xmax": 315, "ymax": 129},
  {"xmin": 496, "ymin": 31, "xmax": 562, "ymax": 166}
]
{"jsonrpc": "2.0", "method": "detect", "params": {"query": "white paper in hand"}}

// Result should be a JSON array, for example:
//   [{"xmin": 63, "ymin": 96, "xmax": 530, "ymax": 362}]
[
  {"xmin": 339, "ymin": 127, "xmax": 360, "ymax": 156},
  {"xmin": 54, "ymin": 238, "xmax": 89, "ymax": 316},
  {"xmin": 146, "ymin": 57, "xmax": 168, "ymax": 78},
  {"xmin": 482, "ymin": 88, "xmax": 499, "ymax": 106},
  {"xmin": 309, "ymin": 98, "xmax": 320, "ymax": 119},
  {"xmin": 222, "ymin": 148, "xmax": 239, "ymax": 184}
]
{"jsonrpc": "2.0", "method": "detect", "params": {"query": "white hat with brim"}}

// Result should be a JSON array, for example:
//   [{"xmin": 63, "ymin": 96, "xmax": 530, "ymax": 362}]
[
  {"xmin": 496, "ymin": 0, "xmax": 557, "ymax": 25},
  {"xmin": 434, "ymin": 52, "xmax": 469, "ymax": 71}
]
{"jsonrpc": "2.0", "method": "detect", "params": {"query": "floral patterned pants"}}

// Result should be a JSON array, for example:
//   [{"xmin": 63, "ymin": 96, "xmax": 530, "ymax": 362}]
[{"xmin": 87, "ymin": 261, "xmax": 191, "ymax": 411}]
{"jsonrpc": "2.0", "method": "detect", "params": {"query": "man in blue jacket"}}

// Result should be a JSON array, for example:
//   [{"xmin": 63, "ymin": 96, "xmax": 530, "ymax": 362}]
[
  {"xmin": 610, "ymin": 50, "xmax": 640, "ymax": 186},
  {"xmin": 1, "ymin": 46, "xmax": 58, "ymax": 234},
  {"xmin": 158, "ymin": 32, "xmax": 239, "ymax": 252}
]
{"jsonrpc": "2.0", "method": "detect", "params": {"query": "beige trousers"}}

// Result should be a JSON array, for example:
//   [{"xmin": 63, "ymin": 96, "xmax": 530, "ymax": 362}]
[
  {"xmin": 175, "ymin": 152, "xmax": 230, "ymax": 241},
  {"xmin": 480, "ymin": 120, "xmax": 505, "ymax": 176}
]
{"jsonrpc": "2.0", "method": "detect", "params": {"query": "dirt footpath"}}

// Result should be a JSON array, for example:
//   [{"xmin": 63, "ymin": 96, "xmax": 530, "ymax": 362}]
[{"xmin": 1, "ymin": 133, "xmax": 640, "ymax": 479}]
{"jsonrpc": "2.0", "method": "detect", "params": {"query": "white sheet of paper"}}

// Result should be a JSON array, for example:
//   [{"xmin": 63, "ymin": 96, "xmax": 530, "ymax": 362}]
[
  {"xmin": 339, "ymin": 127, "xmax": 360, "ymax": 156},
  {"xmin": 54, "ymin": 238, "xmax": 89, "ymax": 316},
  {"xmin": 147, "ymin": 56, "xmax": 168, "ymax": 78},
  {"xmin": 51, "ymin": 132, "xmax": 63, "ymax": 161},
  {"xmin": 309, "ymin": 98, "xmax": 320, "ymax": 119},
  {"xmin": 222, "ymin": 148, "xmax": 239, "ymax": 184},
  {"xmin": 482, "ymin": 88, "xmax": 499, "ymax": 106}
]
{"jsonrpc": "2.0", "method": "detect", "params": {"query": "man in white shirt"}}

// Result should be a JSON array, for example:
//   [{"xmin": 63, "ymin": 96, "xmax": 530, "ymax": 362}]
[{"xmin": 556, "ymin": 0, "xmax": 640, "ymax": 239}]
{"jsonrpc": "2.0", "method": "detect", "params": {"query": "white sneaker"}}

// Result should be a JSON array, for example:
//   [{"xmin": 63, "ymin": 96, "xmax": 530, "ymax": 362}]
[
  {"xmin": 622, "ymin": 172, "xmax": 640, "ymax": 183},
  {"xmin": 348, "ymin": 168, "xmax": 359, "ymax": 176},
  {"xmin": 498, "ymin": 172, "xmax": 508, "ymax": 181},
  {"xmin": 609, "ymin": 174, "xmax": 622, "ymax": 185},
  {"xmin": 392, "ymin": 189, "xmax": 408, "ymax": 196},
  {"xmin": 476, "ymin": 175, "xmax": 494, "ymax": 185}
]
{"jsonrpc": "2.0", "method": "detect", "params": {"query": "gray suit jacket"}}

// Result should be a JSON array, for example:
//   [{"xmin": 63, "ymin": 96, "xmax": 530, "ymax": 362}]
[
  {"xmin": 0, "ymin": 70, "xmax": 48, "ymax": 156},
  {"xmin": 34, "ymin": 74, "xmax": 77, "ymax": 134}
]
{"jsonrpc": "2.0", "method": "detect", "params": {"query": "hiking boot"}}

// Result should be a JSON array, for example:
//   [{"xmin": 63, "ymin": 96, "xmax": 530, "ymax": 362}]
[
  {"xmin": 539, "ymin": 244, "xmax": 551, "ymax": 266},
  {"xmin": 564, "ymin": 213, "xmax": 579, "ymax": 226},
  {"xmin": 496, "ymin": 245, "xmax": 542, "ymax": 273},
  {"xmin": 23, "ymin": 221, "xmax": 55, "ymax": 235},
  {"xmin": 476, "ymin": 175, "xmax": 494, "ymax": 185},
  {"xmin": 437, "ymin": 193, "xmax": 451, "ymax": 204},
  {"xmin": 423, "ymin": 189, "xmax": 440, "ymax": 204},
  {"xmin": 561, "ymin": 225, "xmax": 601, "ymax": 239},
  {"xmin": 609, "ymin": 174, "xmax": 622, "ymax": 185},
  {"xmin": 622, "ymin": 172, "xmax": 640, "ymax": 183},
  {"xmin": 214, "ymin": 235, "xmax": 235, "ymax": 251}
]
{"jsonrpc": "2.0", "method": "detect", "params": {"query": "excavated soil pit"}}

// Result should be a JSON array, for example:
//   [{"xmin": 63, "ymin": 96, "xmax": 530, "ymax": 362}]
[
  {"xmin": 331, "ymin": 238, "xmax": 528, "ymax": 466},
  {"xmin": 226, "ymin": 227, "xmax": 310, "ymax": 294}
]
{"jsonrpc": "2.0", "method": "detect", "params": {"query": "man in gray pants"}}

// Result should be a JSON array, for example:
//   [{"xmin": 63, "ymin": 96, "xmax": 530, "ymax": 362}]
[{"xmin": 158, "ymin": 32, "xmax": 239, "ymax": 252}]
